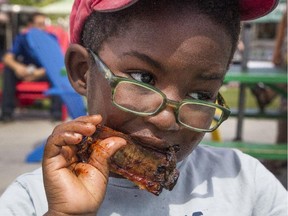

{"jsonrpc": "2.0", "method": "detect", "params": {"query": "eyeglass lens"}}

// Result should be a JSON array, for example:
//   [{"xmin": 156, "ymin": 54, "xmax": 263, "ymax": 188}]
[
  {"xmin": 113, "ymin": 81, "xmax": 164, "ymax": 114},
  {"xmin": 179, "ymin": 104, "xmax": 223, "ymax": 130}
]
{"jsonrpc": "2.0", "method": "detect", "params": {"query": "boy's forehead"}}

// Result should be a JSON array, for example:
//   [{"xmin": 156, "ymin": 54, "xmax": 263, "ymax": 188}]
[{"xmin": 69, "ymin": 0, "xmax": 279, "ymax": 44}]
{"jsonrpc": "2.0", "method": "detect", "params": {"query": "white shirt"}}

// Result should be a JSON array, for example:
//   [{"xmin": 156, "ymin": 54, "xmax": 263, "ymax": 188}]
[{"xmin": 0, "ymin": 145, "xmax": 287, "ymax": 216}]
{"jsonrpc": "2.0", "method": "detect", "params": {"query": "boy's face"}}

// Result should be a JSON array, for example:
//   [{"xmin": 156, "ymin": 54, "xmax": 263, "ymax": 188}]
[{"xmin": 74, "ymin": 11, "xmax": 232, "ymax": 162}]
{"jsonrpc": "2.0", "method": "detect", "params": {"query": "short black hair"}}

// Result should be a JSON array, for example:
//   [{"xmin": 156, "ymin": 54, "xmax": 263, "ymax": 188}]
[
  {"xmin": 82, "ymin": 0, "xmax": 240, "ymax": 58},
  {"xmin": 28, "ymin": 12, "xmax": 46, "ymax": 24}
]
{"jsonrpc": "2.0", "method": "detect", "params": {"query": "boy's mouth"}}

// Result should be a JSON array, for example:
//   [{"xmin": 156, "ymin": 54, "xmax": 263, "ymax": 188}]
[{"xmin": 130, "ymin": 134, "xmax": 170, "ymax": 151}]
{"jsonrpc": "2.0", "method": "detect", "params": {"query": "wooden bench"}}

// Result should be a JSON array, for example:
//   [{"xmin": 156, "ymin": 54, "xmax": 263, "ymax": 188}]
[{"xmin": 201, "ymin": 141, "xmax": 287, "ymax": 160}]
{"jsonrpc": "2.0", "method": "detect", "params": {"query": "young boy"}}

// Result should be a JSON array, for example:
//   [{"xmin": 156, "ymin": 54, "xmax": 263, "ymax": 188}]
[{"xmin": 0, "ymin": 0, "xmax": 287, "ymax": 215}]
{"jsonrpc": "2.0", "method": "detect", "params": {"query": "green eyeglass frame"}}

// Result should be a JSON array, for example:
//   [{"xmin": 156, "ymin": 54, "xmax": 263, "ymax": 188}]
[{"xmin": 89, "ymin": 49, "xmax": 231, "ymax": 132}]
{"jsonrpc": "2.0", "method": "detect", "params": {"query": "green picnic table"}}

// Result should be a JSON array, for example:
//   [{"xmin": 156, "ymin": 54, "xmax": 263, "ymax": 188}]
[
  {"xmin": 203, "ymin": 64, "xmax": 287, "ymax": 161},
  {"xmin": 224, "ymin": 63, "xmax": 287, "ymax": 141},
  {"xmin": 201, "ymin": 141, "xmax": 287, "ymax": 160},
  {"xmin": 225, "ymin": 67, "xmax": 287, "ymax": 85}
]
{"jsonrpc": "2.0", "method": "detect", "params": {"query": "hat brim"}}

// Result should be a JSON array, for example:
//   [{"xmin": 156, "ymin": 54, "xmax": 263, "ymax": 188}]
[
  {"xmin": 94, "ymin": 0, "xmax": 279, "ymax": 21},
  {"xmin": 92, "ymin": 0, "xmax": 139, "ymax": 12},
  {"xmin": 239, "ymin": 0, "xmax": 279, "ymax": 21}
]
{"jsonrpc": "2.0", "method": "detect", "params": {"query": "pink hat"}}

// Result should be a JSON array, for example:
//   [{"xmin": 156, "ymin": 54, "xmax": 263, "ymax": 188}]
[{"xmin": 70, "ymin": 0, "xmax": 279, "ymax": 44}]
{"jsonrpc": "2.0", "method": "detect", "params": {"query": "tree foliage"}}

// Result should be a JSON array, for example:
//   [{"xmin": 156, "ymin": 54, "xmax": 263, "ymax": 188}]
[{"xmin": 9, "ymin": 0, "xmax": 57, "ymax": 7}]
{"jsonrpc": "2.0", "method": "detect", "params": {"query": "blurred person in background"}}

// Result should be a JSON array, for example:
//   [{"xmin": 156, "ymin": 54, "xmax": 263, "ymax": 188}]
[{"xmin": 0, "ymin": 12, "xmax": 62, "ymax": 122}]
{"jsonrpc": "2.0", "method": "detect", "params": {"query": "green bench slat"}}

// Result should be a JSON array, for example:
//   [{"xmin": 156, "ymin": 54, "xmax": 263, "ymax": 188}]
[
  {"xmin": 229, "ymin": 108, "xmax": 287, "ymax": 119},
  {"xmin": 225, "ymin": 68, "xmax": 287, "ymax": 84},
  {"xmin": 201, "ymin": 141, "xmax": 287, "ymax": 160}
]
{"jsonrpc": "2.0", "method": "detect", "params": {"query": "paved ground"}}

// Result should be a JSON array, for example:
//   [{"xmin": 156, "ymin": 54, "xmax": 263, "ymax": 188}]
[
  {"xmin": 0, "ymin": 109, "xmax": 286, "ymax": 195},
  {"xmin": 0, "ymin": 110, "xmax": 58, "ymax": 195}
]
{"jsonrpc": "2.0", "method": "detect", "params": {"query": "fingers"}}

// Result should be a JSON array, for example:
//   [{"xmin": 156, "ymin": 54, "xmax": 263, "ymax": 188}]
[
  {"xmin": 46, "ymin": 132, "xmax": 81, "ymax": 157},
  {"xmin": 53, "ymin": 115, "xmax": 103, "ymax": 135},
  {"xmin": 43, "ymin": 115, "xmax": 103, "ymax": 166},
  {"xmin": 43, "ymin": 114, "xmax": 127, "ymax": 177}
]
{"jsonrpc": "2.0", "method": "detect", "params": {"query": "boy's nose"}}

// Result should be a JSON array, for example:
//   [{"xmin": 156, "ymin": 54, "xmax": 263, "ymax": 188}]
[{"xmin": 144, "ymin": 106, "xmax": 180, "ymax": 131}]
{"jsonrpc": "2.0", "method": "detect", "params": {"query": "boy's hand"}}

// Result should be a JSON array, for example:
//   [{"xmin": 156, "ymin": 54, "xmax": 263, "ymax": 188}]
[{"xmin": 42, "ymin": 115, "xmax": 126, "ymax": 216}]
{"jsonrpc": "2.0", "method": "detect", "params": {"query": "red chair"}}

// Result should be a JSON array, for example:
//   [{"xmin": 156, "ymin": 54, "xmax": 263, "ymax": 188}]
[
  {"xmin": 15, "ymin": 81, "xmax": 68, "ymax": 120},
  {"xmin": 16, "ymin": 81, "xmax": 49, "ymax": 106},
  {"xmin": 0, "ymin": 65, "xmax": 49, "ymax": 111}
]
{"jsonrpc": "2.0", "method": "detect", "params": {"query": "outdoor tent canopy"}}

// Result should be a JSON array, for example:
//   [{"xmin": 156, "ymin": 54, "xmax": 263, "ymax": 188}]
[{"xmin": 40, "ymin": 0, "xmax": 73, "ymax": 14}]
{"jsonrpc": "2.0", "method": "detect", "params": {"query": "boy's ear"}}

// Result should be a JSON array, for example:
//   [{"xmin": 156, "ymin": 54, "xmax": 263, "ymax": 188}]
[{"xmin": 65, "ymin": 44, "xmax": 89, "ymax": 96}]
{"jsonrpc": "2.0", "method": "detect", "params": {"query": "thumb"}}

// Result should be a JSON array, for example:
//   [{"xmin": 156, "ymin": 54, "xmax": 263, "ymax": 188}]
[{"xmin": 87, "ymin": 137, "xmax": 127, "ymax": 178}]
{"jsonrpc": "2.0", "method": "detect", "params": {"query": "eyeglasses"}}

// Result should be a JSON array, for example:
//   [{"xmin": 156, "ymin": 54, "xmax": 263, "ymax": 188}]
[{"xmin": 89, "ymin": 49, "xmax": 231, "ymax": 132}]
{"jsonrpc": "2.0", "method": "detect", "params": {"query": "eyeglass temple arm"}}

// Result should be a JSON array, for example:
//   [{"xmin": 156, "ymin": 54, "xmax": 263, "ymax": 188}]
[
  {"xmin": 217, "ymin": 93, "xmax": 230, "ymax": 109},
  {"xmin": 88, "ymin": 49, "xmax": 114, "ymax": 84}
]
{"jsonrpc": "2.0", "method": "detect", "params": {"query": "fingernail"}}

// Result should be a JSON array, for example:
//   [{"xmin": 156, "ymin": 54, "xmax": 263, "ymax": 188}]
[{"xmin": 73, "ymin": 133, "xmax": 82, "ymax": 139}]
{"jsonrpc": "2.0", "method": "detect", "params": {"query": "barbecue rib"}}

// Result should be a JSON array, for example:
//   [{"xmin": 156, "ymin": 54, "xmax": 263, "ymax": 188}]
[{"xmin": 77, "ymin": 125, "xmax": 179, "ymax": 195}]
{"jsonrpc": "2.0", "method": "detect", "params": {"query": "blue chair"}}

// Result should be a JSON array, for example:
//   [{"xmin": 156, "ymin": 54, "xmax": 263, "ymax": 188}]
[
  {"xmin": 26, "ymin": 28, "xmax": 86, "ymax": 118},
  {"xmin": 25, "ymin": 28, "xmax": 86, "ymax": 163}
]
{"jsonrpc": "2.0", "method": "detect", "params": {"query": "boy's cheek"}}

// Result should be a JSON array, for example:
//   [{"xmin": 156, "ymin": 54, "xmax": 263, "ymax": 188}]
[{"xmin": 87, "ymin": 97, "xmax": 131, "ymax": 126}]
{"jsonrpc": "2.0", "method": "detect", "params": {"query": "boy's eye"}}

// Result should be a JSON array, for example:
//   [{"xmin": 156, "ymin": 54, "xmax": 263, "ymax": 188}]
[
  {"xmin": 188, "ymin": 92, "xmax": 214, "ymax": 102},
  {"xmin": 128, "ymin": 71, "xmax": 155, "ymax": 85}
]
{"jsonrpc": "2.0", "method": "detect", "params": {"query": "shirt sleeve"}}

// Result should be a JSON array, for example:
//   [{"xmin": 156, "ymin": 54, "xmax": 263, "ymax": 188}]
[
  {"xmin": 0, "ymin": 169, "xmax": 48, "ymax": 216},
  {"xmin": 10, "ymin": 34, "xmax": 25, "ymax": 56},
  {"xmin": 0, "ymin": 180, "xmax": 37, "ymax": 216}
]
